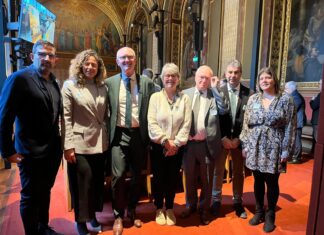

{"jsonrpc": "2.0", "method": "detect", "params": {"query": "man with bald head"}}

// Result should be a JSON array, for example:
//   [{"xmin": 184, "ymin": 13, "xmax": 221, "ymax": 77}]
[
  {"xmin": 181, "ymin": 65, "xmax": 228, "ymax": 225},
  {"xmin": 105, "ymin": 47, "xmax": 154, "ymax": 234}
]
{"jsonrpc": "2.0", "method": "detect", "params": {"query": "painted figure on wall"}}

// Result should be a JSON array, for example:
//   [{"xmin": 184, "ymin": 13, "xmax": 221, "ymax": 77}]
[
  {"xmin": 44, "ymin": 0, "xmax": 120, "ymax": 56},
  {"xmin": 286, "ymin": 0, "xmax": 324, "ymax": 82}
]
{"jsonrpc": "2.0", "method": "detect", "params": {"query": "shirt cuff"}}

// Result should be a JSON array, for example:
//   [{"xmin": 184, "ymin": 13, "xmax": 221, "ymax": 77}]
[{"xmin": 281, "ymin": 151, "xmax": 289, "ymax": 159}]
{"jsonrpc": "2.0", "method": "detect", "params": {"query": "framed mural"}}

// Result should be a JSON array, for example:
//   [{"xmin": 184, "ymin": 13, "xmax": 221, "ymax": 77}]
[
  {"xmin": 43, "ymin": 0, "xmax": 121, "ymax": 80},
  {"xmin": 282, "ymin": 0, "xmax": 324, "ymax": 89}
]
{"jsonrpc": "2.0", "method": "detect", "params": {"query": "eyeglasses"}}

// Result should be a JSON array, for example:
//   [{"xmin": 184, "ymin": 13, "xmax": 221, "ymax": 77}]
[
  {"xmin": 36, "ymin": 52, "xmax": 56, "ymax": 59},
  {"xmin": 164, "ymin": 74, "xmax": 178, "ymax": 78},
  {"xmin": 118, "ymin": 55, "xmax": 135, "ymax": 61}
]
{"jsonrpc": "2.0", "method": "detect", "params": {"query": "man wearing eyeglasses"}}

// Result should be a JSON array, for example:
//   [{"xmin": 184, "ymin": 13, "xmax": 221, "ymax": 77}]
[
  {"xmin": 105, "ymin": 47, "xmax": 154, "ymax": 235},
  {"xmin": 0, "ymin": 40, "xmax": 63, "ymax": 235}
]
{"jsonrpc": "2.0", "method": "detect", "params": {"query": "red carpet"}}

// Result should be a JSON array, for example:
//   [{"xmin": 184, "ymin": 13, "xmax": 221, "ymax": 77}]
[{"xmin": 0, "ymin": 157, "xmax": 312, "ymax": 235}]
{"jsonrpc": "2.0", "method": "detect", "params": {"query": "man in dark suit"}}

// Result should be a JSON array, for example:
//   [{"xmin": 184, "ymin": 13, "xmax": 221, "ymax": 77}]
[
  {"xmin": 211, "ymin": 59, "xmax": 252, "ymax": 219},
  {"xmin": 181, "ymin": 65, "xmax": 228, "ymax": 225},
  {"xmin": 310, "ymin": 79, "xmax": 322, "ymax": 145},
  {"xmin": 0, "ymin": 40, "xmax": 63, "ymax": 235},
  {"xmin": 105, "ymin": 47, "xmax": 154, "ymax": 235}
]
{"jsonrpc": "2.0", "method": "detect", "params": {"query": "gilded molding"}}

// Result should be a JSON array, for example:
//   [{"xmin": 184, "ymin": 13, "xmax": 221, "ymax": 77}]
[
  {"xmin": 269, "ymin": 0, "xmax": 285, "ymax": 78},
  {"xmin": 280, "ymin": 0, "xmax": 291, "ymax": 88},
  {"xmin": 171, "ymin": 23, "xmax": 181, "ymax": 65}
]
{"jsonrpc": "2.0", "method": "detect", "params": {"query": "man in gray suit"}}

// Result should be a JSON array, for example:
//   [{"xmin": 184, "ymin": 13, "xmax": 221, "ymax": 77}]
[
  {"xmin": 105, "ymin": 47, "xmax": 154, "ymax": 235},
  {"xmin": 211, "ymin": 59, "xmax": 253, "ymax": 219},
  {"xmin": 181, "ymin": 65, "xmax": 228, "ymax": 225}
]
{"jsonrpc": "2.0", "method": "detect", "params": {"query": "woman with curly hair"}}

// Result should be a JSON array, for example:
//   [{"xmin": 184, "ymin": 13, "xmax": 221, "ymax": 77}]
[{"xmin": 62, "ymin": 49, "xmax": 108, "ymax": 235}]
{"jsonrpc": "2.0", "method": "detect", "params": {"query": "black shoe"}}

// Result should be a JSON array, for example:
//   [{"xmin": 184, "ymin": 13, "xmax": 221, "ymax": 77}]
[
  {"xmin": 249, "ymin": 212, "xmax": 265, "ymax": 225},
  {"xmin": 127, "ymin": 208, "xmax": 142, "ymax": 228},
  {"xmin": 234, "ymin": 203, "xmax": 247, "ymax": 219},
  {"xmin": 180, "ymin": 206, "xmax": 197, "ymax": 218},
  {"xmin": 75, "ymin": 222, "xmax": 90, "ymax": 235},
  {"xmin": 38, "ymin": 224, "xmax": 64, "ymax": 235},
  {"xmin": 263, "ymin": 210, "xmax": 276, "ymax": 233},
  {"xmin": 200, "ymin": 210, "xmax": 210, "ymax": 225},
  {"xmin": 89, "ymin": 218, "xmax": 102, "ymax": 233},
  {"xmin": 210, "ymin": 201, "xmax": 221, "ymax": 216}
]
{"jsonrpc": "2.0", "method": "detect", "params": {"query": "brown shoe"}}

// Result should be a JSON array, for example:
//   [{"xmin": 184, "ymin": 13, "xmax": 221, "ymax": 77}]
[
  {"xmin": 113, "ymin": 218, "xmax": 123, "ymax": 235},
  {"xmin": 180, "ymin": 207, "xmax": 197, "ymax": 218}
]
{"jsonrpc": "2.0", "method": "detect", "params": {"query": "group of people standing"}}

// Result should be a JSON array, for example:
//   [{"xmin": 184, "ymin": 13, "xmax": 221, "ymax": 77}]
[{"xmin": 0, "ymin": 39, "xmax": 298, "ymax": 235}]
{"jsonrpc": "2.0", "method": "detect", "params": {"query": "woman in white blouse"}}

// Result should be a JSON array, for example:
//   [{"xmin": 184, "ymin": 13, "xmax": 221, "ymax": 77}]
[
  {"xmin": 62, "ymin": 49, "xmax": 108, "ymax": 235},
  {"xmin": 147, "ymin": 63, "xmax": 191, "ymax": 226}
]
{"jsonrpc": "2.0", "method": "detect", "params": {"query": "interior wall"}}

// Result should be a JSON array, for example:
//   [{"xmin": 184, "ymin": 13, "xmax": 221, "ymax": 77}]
[
  {"xmin": 207, "ymin": 0, "xmax": 222, "ymax": 76},
  {"xmin": 219, "ymin": 0, "xmax": 240, "ymax": 74},
  {"xmin": 241, "ymin": 0, "xmax": 259, "ymax": 81}
]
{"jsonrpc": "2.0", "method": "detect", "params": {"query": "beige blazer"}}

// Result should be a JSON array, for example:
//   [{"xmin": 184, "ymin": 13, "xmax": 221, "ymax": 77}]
[{"xmin": 62, "ymin": 79, "xmax": 108, "ymax": 154}]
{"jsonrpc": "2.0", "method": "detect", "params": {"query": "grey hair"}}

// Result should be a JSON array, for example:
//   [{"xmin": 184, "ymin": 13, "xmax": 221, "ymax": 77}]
[
  {"xmin": 142, "ymin": 68, "xmax": 154, "ymax": 79},
  {"xmin": 161, "ymin": 63, "xmax": 180, "ymax": 79},
  {"xmin": 226, "ymin": 59, "xmax": 242, "ymax": 72},
  {"xmin": 285, "ymin": 81, "xmax": 297, "ymax": 92}
]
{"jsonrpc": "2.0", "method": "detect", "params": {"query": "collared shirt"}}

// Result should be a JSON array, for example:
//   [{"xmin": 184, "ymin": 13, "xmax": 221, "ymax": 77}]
[
  {"xmin": 34, "ymin": 66, "xmax": 60, "ymax": 124},
  {"xmin": 227, "ymin": 83, "xmax": 240, "ymax": 97},
  {"xmin": 117, "ymin": 73, "xmax": 140, "ymax": 128},
  {"xmin": 228, "ymin": 83, "xmax": 240, "ymax": 125},
  {"xmin": 190, "ymin": 88, "xmax": 207, "ymax": 141}
]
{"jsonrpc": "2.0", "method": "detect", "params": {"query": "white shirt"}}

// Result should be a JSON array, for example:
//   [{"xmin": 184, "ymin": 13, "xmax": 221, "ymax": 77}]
[
  {"xmin": 117, "ymin": 73, "xmax": 140, "ymax": 128},
  {"xmin": 190, "ymin": 88, "xmax": 208, "ymax": 141}
]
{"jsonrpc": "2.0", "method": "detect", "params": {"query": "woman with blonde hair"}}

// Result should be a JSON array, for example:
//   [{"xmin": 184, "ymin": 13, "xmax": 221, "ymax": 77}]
[
  {"xmin": 62, "ymin": 49, "xmax": 108, "ymax": 235},
  {"xmin": 148, "ymin": 63, "xmax": 191, "ymax": 226}
]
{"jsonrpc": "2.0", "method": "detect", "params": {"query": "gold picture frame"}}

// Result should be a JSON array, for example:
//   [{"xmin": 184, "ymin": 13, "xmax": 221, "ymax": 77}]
[{"xmin": 281, "ymin": 0, "xmax": 324, "ymax": 91}]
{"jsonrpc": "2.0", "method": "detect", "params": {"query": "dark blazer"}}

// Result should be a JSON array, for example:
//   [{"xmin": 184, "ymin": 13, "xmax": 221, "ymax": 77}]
[
  {"xmin": 291, "ymin": 90, "xmax": 306, "ymax": 128},
  {"xmin": 183, "ymin": 87, "xmax": 223, "ymax": 158},
  {"xmin": 105, "ymin": 73, "xmax": 154, "ymax": 145},
  {"xmin": 0, "ymin": 65, "xmax": 62, "ymax": 159},
  {"xmin": 219, "ymin": 83, "xmax": 252, "ymax": 139},
  {"xmin": 310, "ymin": 92, "xmax": 321, "ymax": 125}
]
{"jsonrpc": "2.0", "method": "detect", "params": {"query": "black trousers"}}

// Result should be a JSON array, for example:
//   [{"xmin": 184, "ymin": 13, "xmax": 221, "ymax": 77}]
[
  {"xmin": 18, "ymin": 154, "xmax": 62, "ymax": 235},
  {"xmin": 68, "ymin": 152, "xmax": 106, "ymax": 222},
  {"xmin": 110, "ymin": 127, "xmax": 146, "ymax": 218},
  {"xmin": 151, "ymin": 142, "xmax": 182, "ymax": 209},
  {"xmin": 252, "ymin": 170, "xmax": 280, "ymax": 211}
]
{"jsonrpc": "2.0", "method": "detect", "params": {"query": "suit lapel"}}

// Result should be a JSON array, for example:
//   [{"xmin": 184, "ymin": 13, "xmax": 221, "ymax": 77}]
[
  {"xmin": 109, "ymin": 74, "xmax": 121, "ymax": 111},
  {"xmin": 137, "ymin": 74, "xmax": 142, "ymax": 111},
  {"xmin": 204, "ymin": 89, "xmax": 213, "ymax": 118}
]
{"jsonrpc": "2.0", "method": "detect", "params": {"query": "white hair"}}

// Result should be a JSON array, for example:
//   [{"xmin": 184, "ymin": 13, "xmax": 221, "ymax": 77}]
[{"xmin": 285, "ymin": 81, "xmax": 297, "ymax": 92}]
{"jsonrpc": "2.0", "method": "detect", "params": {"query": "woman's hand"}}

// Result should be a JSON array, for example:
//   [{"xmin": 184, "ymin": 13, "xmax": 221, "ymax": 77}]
[
  {"xmin": 64, "ymin": 148, "xmax": 76, "ymax": 163},
  {"xmin": 164, "ymin": 140, "xmax": 178, "ymax": 156}
]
